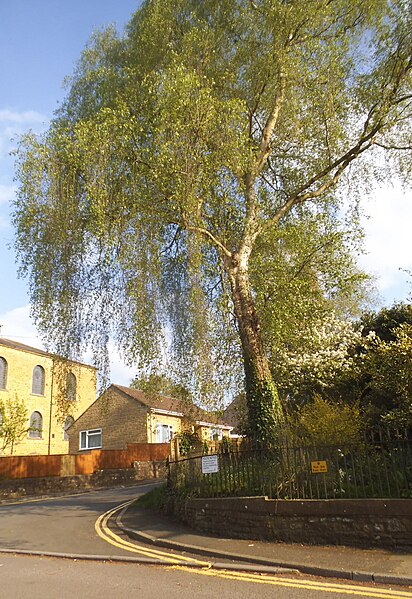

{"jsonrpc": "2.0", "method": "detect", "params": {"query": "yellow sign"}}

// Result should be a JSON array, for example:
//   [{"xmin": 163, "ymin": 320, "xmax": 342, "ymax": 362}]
[{"xmin": 311, "ymin": 460, "xmax": 328, "ymax": 473}]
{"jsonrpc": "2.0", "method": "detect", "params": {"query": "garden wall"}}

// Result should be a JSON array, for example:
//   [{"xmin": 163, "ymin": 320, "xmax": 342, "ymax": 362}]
[
  {"xmin": 0, "ymin": 464, "xmax": 166, "ymax": 500},
  {"xmin": 177, "ymin": 496, "xmax": 412, "ymax": 549}
]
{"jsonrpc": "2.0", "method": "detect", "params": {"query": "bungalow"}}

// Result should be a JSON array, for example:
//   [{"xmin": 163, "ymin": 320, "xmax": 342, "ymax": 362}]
[{"xmin": 68, "ymin": 384, "xmax": 233, "ymax": 453}]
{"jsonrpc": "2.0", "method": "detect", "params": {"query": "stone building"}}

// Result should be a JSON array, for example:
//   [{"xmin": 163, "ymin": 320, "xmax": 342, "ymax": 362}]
[
  {"xmin": 0, "ymin": 337, "xmax": 96, "ymax": 456},
  {"xmin": 68, "ymin": 384, "xmax": 233, "ymax": 453}
]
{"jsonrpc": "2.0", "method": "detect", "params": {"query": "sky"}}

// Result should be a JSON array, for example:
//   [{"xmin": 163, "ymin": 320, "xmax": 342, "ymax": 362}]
[{"xmin": 0, "ymin": 1, "xmax": 411, "ymax": 387}]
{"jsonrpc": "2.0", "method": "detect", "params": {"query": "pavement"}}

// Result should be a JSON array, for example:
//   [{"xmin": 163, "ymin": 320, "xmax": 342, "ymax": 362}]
[{"xmin": 118, "ymin": 502, "xmax": 412, "ymax": 587}]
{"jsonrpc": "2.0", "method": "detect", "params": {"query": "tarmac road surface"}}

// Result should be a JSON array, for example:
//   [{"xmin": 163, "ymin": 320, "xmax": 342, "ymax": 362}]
[{"xmin": 0, "ymin": 483, "xmax": 158, "ymax": 556}]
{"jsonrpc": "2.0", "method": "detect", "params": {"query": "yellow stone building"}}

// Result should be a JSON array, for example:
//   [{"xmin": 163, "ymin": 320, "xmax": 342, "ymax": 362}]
[
  {"xmin": 0, "ymin": 337, "xmax": 96, "ymax": 456},
  {"xmin": 68, "ymin": 385, "xmax": 233, "ymax": 453}
]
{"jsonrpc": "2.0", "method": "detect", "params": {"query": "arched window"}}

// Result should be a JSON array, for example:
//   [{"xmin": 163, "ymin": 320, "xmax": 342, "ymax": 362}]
[
  {"xmin": 63, "ymin": 415, "xmax": 74, "ymax": 441},
  {"xmin": 32, "ymin": 365, "xmax": 45, "ymax": 395},
  {"xmin": 0, "ymin": 357, "xmax": 7, "ymax": 389},
  {"xmin": 66, "ymin": 372, "xmax": 77, "ymax": 402},
  {"xmin": 29, "ymin": 411, "xmax": 43, "ymax": 439}
]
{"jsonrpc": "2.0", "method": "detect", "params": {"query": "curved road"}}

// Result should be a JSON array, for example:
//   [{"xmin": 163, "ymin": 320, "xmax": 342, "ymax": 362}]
[
  {"xmin": 1, "ymin": 485, "xmax": 411, "ymax": 599},
  {"xmin": 0, "ymin": 483, "xmax": 157, "ymax": 556}
]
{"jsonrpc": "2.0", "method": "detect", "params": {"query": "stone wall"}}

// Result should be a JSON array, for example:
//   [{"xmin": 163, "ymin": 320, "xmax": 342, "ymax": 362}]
[
  {"xmin": 0, "ymin": 464, "xmax": 164, "ymax": 501},
  {"xmin": 177, "ymin": 496, "xmax": 412, "ymax": 549}
]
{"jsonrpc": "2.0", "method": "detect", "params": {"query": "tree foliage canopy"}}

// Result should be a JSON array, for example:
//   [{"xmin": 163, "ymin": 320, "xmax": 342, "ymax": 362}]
[{"xmin": 13, "ymin": 0, "xmax": 412, "ymax": 443}]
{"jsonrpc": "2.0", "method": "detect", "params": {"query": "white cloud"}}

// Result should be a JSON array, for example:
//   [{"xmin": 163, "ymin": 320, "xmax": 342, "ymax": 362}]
[
  {"xmin": 359, "ymin": 186, "xmax": 412, "ymax": 302},
  {"xmin": 0, "ymin": 109, "xmax": 46, "ymax": 124},
  {"xmin": 0, "ymin": 305, "xmax": 135, "ymax": 387},
  {"xmin": 107, "ymin": 346, "xmax": 136, "ymax": 386},
  {"xmin": 0, "ymin": 305, "xmax": 43, "ymax": 348},
  {"xmin": 0, "ymin": 109, "xmax": 48, "ymax": 159},
  {"xmin": 0, "ymin": 183, "xmax": 16, "ymax": 205}
]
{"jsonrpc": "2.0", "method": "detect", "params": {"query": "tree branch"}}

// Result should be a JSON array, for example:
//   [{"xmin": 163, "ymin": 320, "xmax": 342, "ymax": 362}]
[{"xmin": 181, "ymin": 221, "xmax": 232, "ymax": 259}]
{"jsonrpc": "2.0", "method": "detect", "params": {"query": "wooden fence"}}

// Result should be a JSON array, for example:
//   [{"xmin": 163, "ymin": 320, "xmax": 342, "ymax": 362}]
[{"xmin": 0, "ymin": 443, "xmax": 170, "ymax": 480}]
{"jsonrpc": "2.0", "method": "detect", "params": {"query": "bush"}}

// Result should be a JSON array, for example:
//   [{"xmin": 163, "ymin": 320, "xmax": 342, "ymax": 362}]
[{"xmin": 291, "ymin": 394, "xmax": 362, "ymax": 446}]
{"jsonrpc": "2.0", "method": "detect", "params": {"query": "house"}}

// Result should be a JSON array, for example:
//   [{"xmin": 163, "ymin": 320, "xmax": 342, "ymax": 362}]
[
  {"xmin": 0, "ymin": 337, "xmax": 96, "ymax": 456},
  {"xmin": 68, "ymin": 384, "xmax": 233, "ymax": 453}
]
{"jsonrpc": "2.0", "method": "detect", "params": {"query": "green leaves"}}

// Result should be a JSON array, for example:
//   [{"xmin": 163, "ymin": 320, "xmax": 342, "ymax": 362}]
[{"xmin": 12, "ymin": 0, "xmax": 411, "ymax": 429}]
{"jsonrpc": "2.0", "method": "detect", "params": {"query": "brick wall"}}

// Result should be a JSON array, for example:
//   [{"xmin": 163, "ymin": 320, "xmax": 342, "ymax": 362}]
[{"xmin": 177, "ymin": 496, "xmax": 412, "ymax": 550}]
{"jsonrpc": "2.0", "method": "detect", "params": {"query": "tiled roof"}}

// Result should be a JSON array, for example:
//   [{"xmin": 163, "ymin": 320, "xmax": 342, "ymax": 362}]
[{"xmin": 112, "ymin": 384, "xmax": 231, "ymax": 427}]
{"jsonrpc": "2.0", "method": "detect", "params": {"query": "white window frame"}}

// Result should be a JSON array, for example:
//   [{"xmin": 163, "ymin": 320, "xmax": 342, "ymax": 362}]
[
  {"xmin": 210, "ymin": 427, "xmax": 224, "ymax": 441},
  {"xmin": 79, "ymin": 428, "xmax": 102, "ymax": 450},
  {"xmin": 155, "ymin": 423, "xmax": 173, "ymax": 443}
]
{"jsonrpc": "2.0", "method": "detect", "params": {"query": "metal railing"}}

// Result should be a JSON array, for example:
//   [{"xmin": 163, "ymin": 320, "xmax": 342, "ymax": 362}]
[{"xmin": 167, "ymin": 429, "xmax": 412, "ymax": 500}]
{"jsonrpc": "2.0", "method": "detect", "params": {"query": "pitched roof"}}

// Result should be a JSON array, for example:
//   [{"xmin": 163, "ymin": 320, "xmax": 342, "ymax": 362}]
[
  {"xmin": 0, "ymin": 337, "xmax": 96, "ymax": 369},
  {"xmin": 112, "ymin": 384, "xmax": 231, "ymax": 427}
]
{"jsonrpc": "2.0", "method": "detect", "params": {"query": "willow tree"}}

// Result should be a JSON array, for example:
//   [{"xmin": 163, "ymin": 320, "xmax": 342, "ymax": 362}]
[{"xmin": 13, "ymin": 0, "xmax": 411, "ymax": 445}]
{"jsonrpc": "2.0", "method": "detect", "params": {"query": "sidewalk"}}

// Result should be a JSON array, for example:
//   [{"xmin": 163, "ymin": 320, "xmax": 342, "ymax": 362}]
[{"xmin": 119, "ymin": 503, "xmax": 412, "ymax": 587}]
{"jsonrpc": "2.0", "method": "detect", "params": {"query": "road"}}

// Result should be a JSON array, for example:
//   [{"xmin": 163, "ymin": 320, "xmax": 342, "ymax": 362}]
[
  {"xmin": 0, "ymin": 484, "xmax": 157, "ymax": 556},
  {"xmin": 1, "ymin": 484, "xmax": 411, "ymax": 599}
]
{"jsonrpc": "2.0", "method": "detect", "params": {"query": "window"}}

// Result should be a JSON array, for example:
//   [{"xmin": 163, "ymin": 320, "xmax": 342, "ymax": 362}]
[
  {"xmin": 63, "ymin": 416, "xmax": 74, "ymax": 441},
  {"xmin": 29, "ymin": 411, "xmax": 43, "ymax": 439},
  {"xmin": 155, "ymin": 424, "xmax": 173, "ymax": 443},
  {"xmin": 32, "ymin": 365, "xmax": 45, "ymax": 395},
  {"xmin": 66, "ymin": 372, "xmax": 77, "ymax": 402},
  {"xmin": 0, "ymin": 357, "xmax": 7, "ymax": 389},
  {"xmin": 80, "ymin": 428, "xmax": 102, "ymax": 450},
  {"xmin": 210, "ymin": 427, "xmax": 223, "ymax": 441}
]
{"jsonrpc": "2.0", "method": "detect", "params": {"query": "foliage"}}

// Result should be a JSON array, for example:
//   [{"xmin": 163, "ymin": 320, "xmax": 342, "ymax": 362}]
[
  {"xmin": 360, "ymin": 302, "xmax": 412, "ymax": 343},
  {"xmin": 0, "ymin": 394, "xmax": 29, "ymax": 455},
  {"xmin": 323, "ymin": 304, "xmax": 412, "ymax": 427},
  {"xmin": 288, "ymin": 394, "xmax": 362, "ymax": 446},
  {"xmin": 274, "ymin": 312, "xmax": 363, "ymax": 400},
  {"xmin": 363, "ymin": 323, "xmax": 412, "ymax": 427},
  {"xmin": 134, "ymin": 484, "xmax": 170, "ymax": 511},
  {"xmin": 174, "ymin": 430, "xmax": 203, "ymax": 456},
  {"xmin": 130, "ymin": 372, "xmax": 192, "ymax": 403},
  {"xmin": 167, "ymin": 426, "xmax": 411, "ymax": 500},
  {"xmin": 13, "ymin": 0, "xmax": 412, "ymax": 444}
]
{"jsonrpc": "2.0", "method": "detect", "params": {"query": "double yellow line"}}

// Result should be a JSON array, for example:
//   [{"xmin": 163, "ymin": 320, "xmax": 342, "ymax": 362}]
[
  {"xmin": 95, "ymin": 499, "xmax": 211, "ymax": 566},
  {"xmin": 174, "ymin": 566, "xmax": 412, "ymax": 599},
  {"xmin": 96, "ymin": 501, "xmax": 412, "ymax": 599}
]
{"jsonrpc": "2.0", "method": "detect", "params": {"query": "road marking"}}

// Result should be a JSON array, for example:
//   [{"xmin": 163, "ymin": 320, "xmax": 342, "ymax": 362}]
[
  {"xmin": 96, "ymin": 499, "xmax": 412, "ymax": 598},
  {"xmin": 172, "ymin": 566, "xmax": 412, "ymax": 598},
  {"xmin": 95, "ymin": 500, "xmax": 212, "ymax": 566}
]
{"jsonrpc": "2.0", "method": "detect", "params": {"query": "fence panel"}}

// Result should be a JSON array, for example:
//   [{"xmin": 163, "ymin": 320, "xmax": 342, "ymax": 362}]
[
  {"xmin": 0, "ymin": 443, "xmax": 170, "ymax": 479},
  {"xmin": 0, "ymin": 454, "xmax": 62, "ymax": 479}
]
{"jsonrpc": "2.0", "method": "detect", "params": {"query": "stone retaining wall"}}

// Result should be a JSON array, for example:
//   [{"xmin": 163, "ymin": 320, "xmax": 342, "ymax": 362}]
[
  {"xmin": 177, "ymin": 496, "xmax": 412, "ymax": 549},
  {"xmin": 0, "ymin": 462, "xmax": 165, "ymax": 500}
]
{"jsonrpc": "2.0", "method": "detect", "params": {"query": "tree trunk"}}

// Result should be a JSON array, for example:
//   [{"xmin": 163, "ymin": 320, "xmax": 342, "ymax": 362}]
[{"xmin": 226, "ymin": 256, "xmax": 283, "ymax": 446}]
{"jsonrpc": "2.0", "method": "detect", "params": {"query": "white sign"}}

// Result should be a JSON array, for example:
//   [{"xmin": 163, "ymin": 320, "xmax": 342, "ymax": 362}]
[{"xmin": 202, "ymin": 454, "xmax": 219, "ymax": 474}]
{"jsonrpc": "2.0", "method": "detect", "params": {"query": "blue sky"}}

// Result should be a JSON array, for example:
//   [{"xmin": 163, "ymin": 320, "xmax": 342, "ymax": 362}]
[{"xmin": 0, "ymin": 1, "xmax": 411, "ymax": 385}]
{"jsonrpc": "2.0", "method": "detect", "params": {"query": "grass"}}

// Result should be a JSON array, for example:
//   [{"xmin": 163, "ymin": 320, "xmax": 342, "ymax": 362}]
[{"xmin": 135, "ymin": 483, "xmax": 169, "ymax": 510}]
